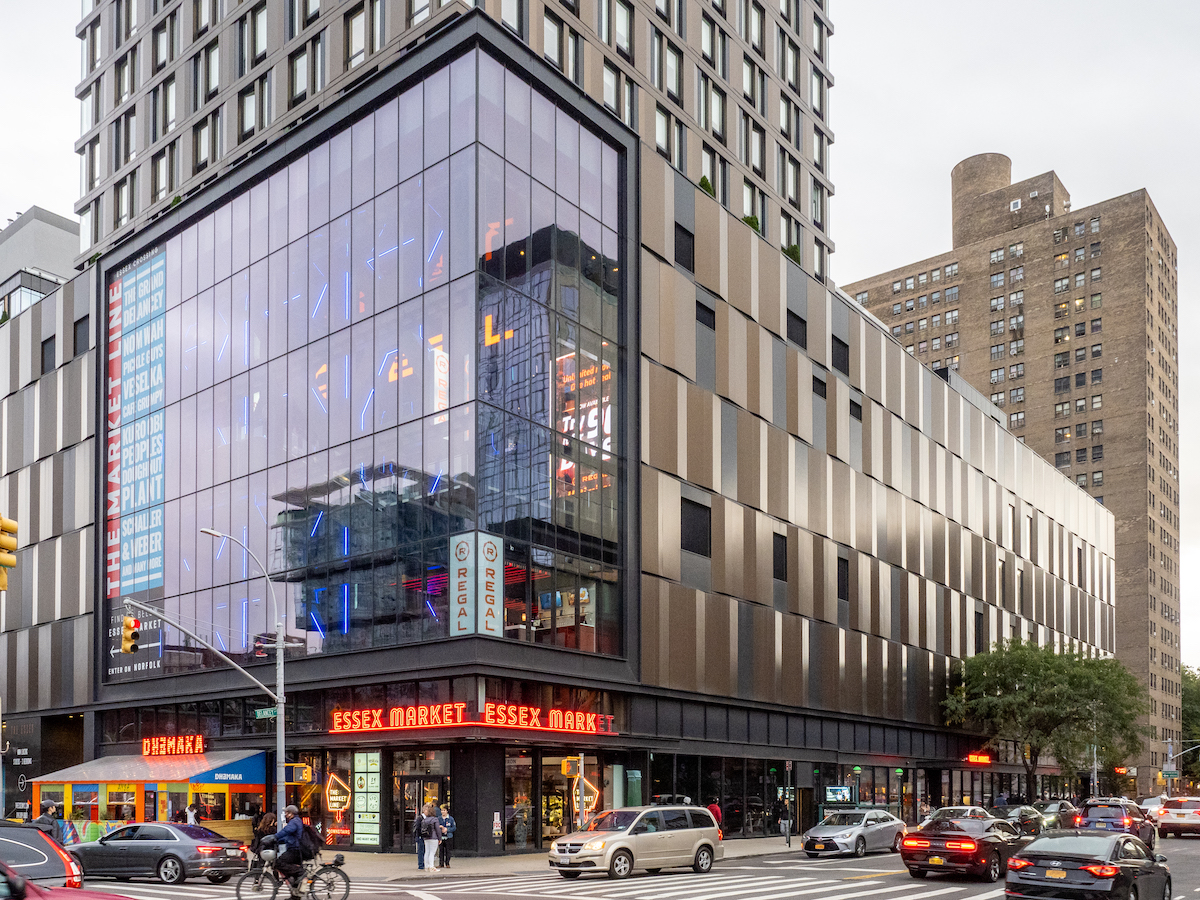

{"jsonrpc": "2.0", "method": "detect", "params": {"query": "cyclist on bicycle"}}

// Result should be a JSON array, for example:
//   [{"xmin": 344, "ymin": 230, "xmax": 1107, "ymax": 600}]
[{"xmin": 275, "ymin": 806, "xmax": 305, "ymax": 896}]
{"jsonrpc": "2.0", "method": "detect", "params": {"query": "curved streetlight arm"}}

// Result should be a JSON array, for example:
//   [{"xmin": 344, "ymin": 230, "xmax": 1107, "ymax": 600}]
[
  {"xmin": 121, "ymin": 596, "xmax": 277, "ymax": 701},
  {"xmin": 200, "ymin": 527, "xmax": 287, "ymax": 821}
]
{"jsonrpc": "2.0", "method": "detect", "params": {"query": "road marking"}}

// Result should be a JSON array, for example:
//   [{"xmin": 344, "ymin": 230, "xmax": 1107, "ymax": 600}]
[
  {"xmin": 843, "ymin": 872, "xmax": 907, "ymax": 880},
  {"xmin": 402, "ymin": 892, "xmax": 445, "ymax": 900}
]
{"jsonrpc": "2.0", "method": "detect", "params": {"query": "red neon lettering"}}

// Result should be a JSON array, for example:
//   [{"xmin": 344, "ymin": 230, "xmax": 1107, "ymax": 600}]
[
  {"xmin": 454, "ymin": 702, "xmax": 467, "ymax": 723},
  {"xmin": 529, "ymin": 707, "xmax": 541, "ymax": 727},
  {"xmin": 484, "ymin": 702, "xmax": 497, "ymax": 725},
  {"xmin": 430, "ymin": 705, "xmax": 442, "ymax": 725},
  {"xmin": 586, "ymin": 713, "xmax": 597, "ymax": 732},
  {"xmin": 417, "ymin": 706, "xmax": 429, "ymax": 726},
  {"xmin": 333, "ymin": 711, "xmax": 343, "ymax": 731},
  {"xmin": 519, "ymin": 706, "xmax": 528, "ymax": 727},
  {"xmin": 143, "ymin": 739, "xmax": 150, "ymax": 755},
  {"xmin": 406, "ymin": 706, "xmax": 417, "ymax": 727},
  {"xmin": 372, "ymin": 709, "xmax": 382, "ymax": 729}
]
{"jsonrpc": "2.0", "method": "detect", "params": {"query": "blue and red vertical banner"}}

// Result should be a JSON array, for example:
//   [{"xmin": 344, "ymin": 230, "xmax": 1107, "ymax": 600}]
[{"xmin": 105, "ymin": 250, "xmax": 167, "ymax": 601}]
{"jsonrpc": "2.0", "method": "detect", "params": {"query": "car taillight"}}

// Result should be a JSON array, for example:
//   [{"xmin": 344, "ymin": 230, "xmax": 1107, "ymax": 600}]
[
  {"xmin": 1082, "ymin": 864, "xmax": 1120, "ymax": 878},
  {"xmin": 196, "ymin": 846, "xmax": 222, "ymax": 854},
  {"xmin": 1007, "ymin": 858, "xmax": 1033, "ymax": 870},
  {"xmin": 1122, "ymin": 817, "xmax": 1132, "ymax": 827},
  {"xmin": 901, "ymin": 838, "xmax": 930, "ymax": 848},
  {"xmin": 38, "ymin": 832, "xmax": 82, "ymax": 889},
  {"xmin": 944, "ymin": 840, "xmax": 977, "ymax": 852},
  {"xmin": 1074, "ymin": 815, "xmax": 1083, "ymax": 826},
  {"xmin": 717, "ymin": 828, "xmax": 723, "ymax": 842}
]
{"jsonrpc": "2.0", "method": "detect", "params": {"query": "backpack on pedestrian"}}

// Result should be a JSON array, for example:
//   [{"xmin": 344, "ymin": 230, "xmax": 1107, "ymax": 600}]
[{"xmin": 299, "ymin": 821, "xmax": 322, "ymax": 859}]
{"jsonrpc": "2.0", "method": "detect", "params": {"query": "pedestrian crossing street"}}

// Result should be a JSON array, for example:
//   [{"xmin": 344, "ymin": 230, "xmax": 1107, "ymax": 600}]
[
  {"xmin": 389, "ymin": 871, "xmax": 1009, "ymax": 900},
  {"xmin": 80, "ymin": 872, "xmax": 1010, "ymax": 900}
]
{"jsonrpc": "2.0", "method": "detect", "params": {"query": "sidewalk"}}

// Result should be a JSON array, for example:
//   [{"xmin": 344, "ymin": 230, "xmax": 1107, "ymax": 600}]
[{"xmin": 335, "ymin": 836, "xmax": 798, "ymax": 881}]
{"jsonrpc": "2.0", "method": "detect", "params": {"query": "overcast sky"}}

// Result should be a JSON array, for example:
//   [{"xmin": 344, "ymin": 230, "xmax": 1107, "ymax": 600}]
[{"xmin": 1, "ymin": 1, "xmax": 1197, "ymax": 663}]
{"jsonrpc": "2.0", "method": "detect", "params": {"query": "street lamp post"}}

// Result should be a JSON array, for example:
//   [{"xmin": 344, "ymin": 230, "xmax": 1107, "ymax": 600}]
[{"xmin": 200, "ymin": 528, "xmax": 286, "ymax": 820}]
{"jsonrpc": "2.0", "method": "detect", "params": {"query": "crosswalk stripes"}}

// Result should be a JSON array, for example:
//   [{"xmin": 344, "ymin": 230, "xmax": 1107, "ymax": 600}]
[{"xmin": 80, "ymin": 878, "xmax": 413, "ymax": 900}]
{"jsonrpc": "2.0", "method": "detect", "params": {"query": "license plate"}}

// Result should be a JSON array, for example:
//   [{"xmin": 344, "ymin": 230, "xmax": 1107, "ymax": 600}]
[
  {"xmin": 1176, "ymin": 813, "xmax": 1186, "ymax": 818},
  {"xmin": 1046, "ymin": 869, "xmax": 1066, "ymax": 879},
  {"xmin": 1095, "ymin": 822, "xmax": 1106, "ymax": 828},
  {"xmin": 226, "ymin": 849, "xmax": 240, "ymax": 856},
  {"xmin": 928, "ymin": 856, "xmax": 944, "ymax": 866},
  {"xmin": 814, "ymin": 843, "xmax": 825, "ymax": 850}
]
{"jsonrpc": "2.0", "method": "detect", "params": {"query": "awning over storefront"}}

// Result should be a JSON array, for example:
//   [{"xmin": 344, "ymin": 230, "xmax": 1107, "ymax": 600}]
[{"xmin": 33, "ymin": 750, "xmax": 266, "ymax": 785}]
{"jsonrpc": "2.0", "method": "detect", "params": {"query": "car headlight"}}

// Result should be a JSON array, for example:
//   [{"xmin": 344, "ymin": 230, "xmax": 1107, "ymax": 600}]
[
  {"xmin": 583, "ymin": 839, "xmax": 606, "ymax": 851},
  {"xmin": 834, "ymin": 831, "xmax": 853, "ymax": 840}
]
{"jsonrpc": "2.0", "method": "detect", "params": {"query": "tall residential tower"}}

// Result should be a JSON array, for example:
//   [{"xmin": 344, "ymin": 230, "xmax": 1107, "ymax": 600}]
[{"xmin": 846, "ymin": 154, "xmax": 1180, "ymax": 797}]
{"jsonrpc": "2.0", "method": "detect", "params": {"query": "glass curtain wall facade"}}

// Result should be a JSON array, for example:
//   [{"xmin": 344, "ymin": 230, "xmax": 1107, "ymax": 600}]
[{"xmin": 104, "ymin": 46, "xmax": 625, "ymax": 682}]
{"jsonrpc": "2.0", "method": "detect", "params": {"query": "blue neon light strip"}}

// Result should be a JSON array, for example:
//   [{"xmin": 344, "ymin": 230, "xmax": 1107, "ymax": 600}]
[
  {"xmin": 311, "ymin": 283, "xmax": 328, "ymax": 318},
  {"xmin": 310, "ymin": 612, "xmax": 326, "ymax": 639},
  {"xmin": 310, "ymin": 510, "xmax": 323, "ymax": 537}
]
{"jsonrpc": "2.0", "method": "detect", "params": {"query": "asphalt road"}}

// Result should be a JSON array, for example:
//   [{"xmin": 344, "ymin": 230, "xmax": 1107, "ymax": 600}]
[{"xmin": 75, "ymin": 836, "xmax": 1200, "ymax": 900}]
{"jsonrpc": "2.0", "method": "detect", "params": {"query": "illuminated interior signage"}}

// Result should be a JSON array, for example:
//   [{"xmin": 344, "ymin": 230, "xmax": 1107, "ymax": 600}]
[
  {"xmin": 1114, "ymin": 766, "xmax": 1128, "ymax": 775},
  {"xmin": 142, "ymin": 735, "xmax": 205, "ymax": 756},
  {"xmin": 966, "ymin": 753, "xmax": 991, "ymax": 765},
  {"xmin": 330, "ymin": 702, "xmax": 618, "ymax": 736},
  {"xmin": 325, "ymin": 774, "xmax": 352, "ymax": 824}
]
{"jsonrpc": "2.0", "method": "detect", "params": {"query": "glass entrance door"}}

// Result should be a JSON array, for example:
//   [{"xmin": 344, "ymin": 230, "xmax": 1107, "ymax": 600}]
[{"xmin": 393, "ymin": 777, "xmax": 448, "ymax": 851}]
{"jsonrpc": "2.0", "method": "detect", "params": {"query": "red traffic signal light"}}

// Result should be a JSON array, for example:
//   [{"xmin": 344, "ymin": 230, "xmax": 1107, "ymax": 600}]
[{"xmin": 121, "ymin": 615, "xmax": 141, "ymax": 654}]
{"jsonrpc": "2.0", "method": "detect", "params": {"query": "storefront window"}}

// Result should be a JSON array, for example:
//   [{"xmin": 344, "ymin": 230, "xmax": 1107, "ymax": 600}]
[
  {"xmin": 325, "ymin": 750, "xmax": 353, "ymax": 846},
  {"xmin": 745, "ymin": 759, "xmax": 764, "ymax": 836},
  {"xmin": 194, "ymin": 791, "xmax": 227, "ymax": 821},
  {"xmin": 69, "ymin": 790, "xmax": 98, "ymax": 822},
  {"xmin": 231, "ymin": 791, "xmax": 263, "ymax": 820}
]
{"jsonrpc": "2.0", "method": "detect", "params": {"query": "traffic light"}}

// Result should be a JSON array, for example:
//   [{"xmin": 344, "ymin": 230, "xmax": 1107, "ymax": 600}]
[
  {"xmin": 121, "ymin": 616, "xmax": 141, "ymax": 654},
  {"xmin": 0, "ymin": 517, "xmax": 17, "ymax": 592},
  {"xmin": 561, "ymin": 757, "xmax": 580, "ymax": 777}
]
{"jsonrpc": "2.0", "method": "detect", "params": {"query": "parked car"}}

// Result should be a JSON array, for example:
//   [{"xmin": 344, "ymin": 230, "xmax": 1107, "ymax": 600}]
[
  {"xmin": 1005, "ymin": 831, "xmax": 1170, "ymax": 899},
  {"xmin": 928, "ymin": 805, "xmax": 994, "ymax": 822},
  {"xmin": 547, "ymin": 805, "xmax": 723, "ymax": 879},
  {"xmin": 69, "ymin": 824, "xmax": 246, "ymax": 885},
  {"xmin": 1156, "ymin": 797, "xmax": 1200, "ymax": 838},
  {"xmin": 1073, "ymin": 799, "xmax": 1156, "ymax": 849},
  {"xmin": 900, "ymin": 815, "xmax": 1029, "ymax": 882},
  {"xmin": 0, "ymin": 823, "xmax": 83, "ymax": 888},
  {"xmin": 990, "ymin": 805, "xmax": 1045, "ymax": 836},
  {"xmin": 802, "ymin": 810, "xmax": 906, "ymax": 858},
  {"xmin": 0, "ymin": 860, "xmax": 121, "ymax": 900},
  {"xmin": 1034, "ymin": 799, "xmax": 1078, "ymax": 830}
]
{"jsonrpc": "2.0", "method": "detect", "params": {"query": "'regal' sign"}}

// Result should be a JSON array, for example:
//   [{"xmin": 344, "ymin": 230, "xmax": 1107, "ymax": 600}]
[{"xmin": 331, "ymin": 702, "xmax": 618, "ymax": 735}]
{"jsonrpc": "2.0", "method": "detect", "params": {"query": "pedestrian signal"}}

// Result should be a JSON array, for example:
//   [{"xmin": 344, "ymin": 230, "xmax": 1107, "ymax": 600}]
[
  {"xmin": 561, "ymin": 758, "xmax": 581, "ymax": 777},
  {"xmin": 0, "ymin": 517, "xmax": 17, "ymax": 591}
]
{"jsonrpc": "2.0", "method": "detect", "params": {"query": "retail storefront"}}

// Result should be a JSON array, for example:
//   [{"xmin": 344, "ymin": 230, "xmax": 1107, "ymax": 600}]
[{"xmin": 33, "ymin": 742, "xmax": 265, "ymax": 844}]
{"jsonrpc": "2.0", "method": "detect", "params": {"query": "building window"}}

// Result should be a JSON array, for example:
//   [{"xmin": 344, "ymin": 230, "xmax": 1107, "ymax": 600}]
[
  {"xmin": 153, "ymin": 11, "xmax": 179, "ymax": 71},
  {"xmin": 1091, "ymin": 216, "xmax": 1101, "ymax": 233},
  {"xmin": 675, "ymin": 223, "xmax": 694, "ymax": 272},
  {"xmin": 73, "ymin": 316, "xmax": 90, "ymax": 357},
  {"xmin": 1008, "ymin": 363, "xmax": 1023, "ymax": 379},
  {"xmin": 989, "ymin": 368, "xmax": 1004, "ymax": 384},
  {"xmin": 773, "ymin": 533, "xmax": 787, "ymax": 582},
  {"xmin": 1010, "ymin": 266, "xmax": 1023, "ymax": 282},
  {"xmin": 831, "ymin": 336, "xmax": 849, "ymax": 375},
  {"xmin": 239, "ymin": 3, "xmax": 269, "ymax": 75},
  {"xmin": 1092, "ymin": 419, "xmax": 1103, "ymax": 435},
  {"xmin": 193, "ymin": 40, "xmax": 220, "ymax": 108},
  {"xmin": 991, "ymin": 344, "xmax": 1004, "ymax": 361},
  {"xmin": 1092, "ymin": 444, "xmax": 1104, "ymax": 462},
  {"xmin": 114, "ymin": 48, "xmax": 138, "ymax": 105},
  {"xmin": 1091, "ymin": 267, "xmax": 1102, "ymax": 282},
  {"xmin": 41, "ymin": 336, "xmax": 56, "ymax": 376},
  {"xmin": 810, "ymin": 65, "xmax": 824, "ymax": 118},
  {"xmin": 1008, "ymin": 411, "xmax": 1024, "ymax": 429},
  {"xmin": 1055, "ymin": 452, "xmax": 1070, "ymax": 468},
  {"xmin": 1055, "ymin": 427, "xmax": 1070, "ymax": 444},
  {"xmin": 193, "ymin": 109, "xmax": 222, "ymax": 170},
  {"xmin": 1009, "ymin": 387, "xmax": 1024, "ymax": 404},
  {"xmin": 1091, "ymin": 368, "xmax": 1102, "ymax": 384},
  {"xmin": 681, "ymin": 498, "xmax": 711, "ymax": 557},
  {"xmin": 238, "ymin": 72, "xmax": 273, "ymax": 141},
  {"xmin": 114, "ymin": 108, "xmax": 138, "ymax": 167},
  {"xmin": 82, "ymin": 19, "xmax": 103, "ymax": 74},
  {"xmin": 1091, "ymin": 293, "xmax": 1102, "ymax": 309},
  {"xmin": 151, "ymin": 142, "xmax": 178, "ymax": 202},
  {"xmin": 113, "ymin": 172, "xmax": 136, "ymax": 228},
  {"xmin": 290, "ymin": 0, "xmax": 321, "ymax": 37},
  {"xmin": 1054, "ymin": 277, "xmax": 1069, "ymax": 294},
  {"xmin": 194, "ymin": 0, "xmax": 220, "ymax": 37},
  {"xmin": 502, "ymin": 0, "xmax": 525, "ymax": 36},
  {"xmin": 990, "ymin": 392, "xmax": 1004, "ymax": 407},
  {"xmin": 945, "ymin": 308, "xmax": 959, "ymax": 325},
  {"xmin": 79, "ymin": 199, "xmax": 101, "ymax": 252},
  {"xmin": 410, "ymin": 0, "xmax": 430, "ymax": 25},
  {"xmin": 1091, "ymin": 394, "xmax": 1102, "ymax": 410},
  {"xmin": 1092, "ymin": 343, "xmax": 1102, "ymax": 358},
  {"xmin": 944, "ymin": 285, "xmax": 959, "ymax": 303},
  {"xmin": 945, "ymin": 332, "xmax": 959, "ymax": 348},
  {"xmin": 151, "ymin": 76, "xmax": 177, "ymax": 141},
  {"xmin": 1092, "ymin": 471, "xmax": 1104, "ymax": 487},
  {"xmin": 289, "ymin": 34, "xmax": 326, "ymax": 107}
]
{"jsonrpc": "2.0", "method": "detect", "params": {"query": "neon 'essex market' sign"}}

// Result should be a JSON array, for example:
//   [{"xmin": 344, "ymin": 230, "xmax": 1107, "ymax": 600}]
[{"xmin": 331, "ymin": 703, "xmax": 618, "ymax": 736}]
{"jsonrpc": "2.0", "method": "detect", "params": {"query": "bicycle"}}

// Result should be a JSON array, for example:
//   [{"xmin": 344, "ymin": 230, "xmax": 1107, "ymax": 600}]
[{"xmin": 235, "ymin": 847, "xmax": 349, "ymax": 900}]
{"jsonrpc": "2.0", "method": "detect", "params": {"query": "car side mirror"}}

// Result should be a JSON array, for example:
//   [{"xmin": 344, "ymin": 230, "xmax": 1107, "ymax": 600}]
[
  {"xmin": 1154, "ymin": 853, "xmax": 1167, "ymax": 863},
  {"xmin": 631, "ymin": 823, "xmax": 648, "ymax": 835},
  {"xmin": 6, "ymin": 874, "xmax": 27, "ymax": 900}
]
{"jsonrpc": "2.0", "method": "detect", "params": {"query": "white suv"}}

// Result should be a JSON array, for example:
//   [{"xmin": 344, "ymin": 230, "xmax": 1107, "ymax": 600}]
[
  {"xmin": 548, "ymin": 805, "xmax": 724, "ymax": 879},
  {"xmin": 1158, "ymin": 797, "xmax": 1200, "ymax": 838}
]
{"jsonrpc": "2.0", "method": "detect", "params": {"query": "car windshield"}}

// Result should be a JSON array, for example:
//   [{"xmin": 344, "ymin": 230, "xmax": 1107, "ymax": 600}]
[
  {"xmin": 931, "ymin": 807, "xmax": 974, "ymax": 819},
  {"xmin": 1085, "ymin": 805, "xmax": 1131, "ymax": 819},
  {"xmin": 586, "ymin": 810, "xmax": 641, "ymax": 832},
  {"xmin": 1163, "ymin": 800, "xmax": 1200, "ymax": 810},
  {"xmin": 927, "ymin": 818, "xmax": 985, "ymax": 834},
  {"xmin": 819, "ymin": 814, "xmax": 865, "ymax": 827},
  {"xmin": 990, "ymin": 806, "xmax": 1021, "ymax": 815},
  {"xmin": 1033, "ymin": 802, "xmax": 1053, "ymax": 812},
  {"xmin": 1023, "ymin": 834, "xmax": 1114, "ymax": 857},
  {"xmin": 173, "ymin": 825, "xmax": 227, "ymax": 841}
]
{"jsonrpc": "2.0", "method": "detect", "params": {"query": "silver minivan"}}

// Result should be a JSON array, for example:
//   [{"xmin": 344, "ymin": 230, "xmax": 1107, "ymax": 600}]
[{"xmin": 548, "ymin": 806, "xmax": 724, "ymax": 879}]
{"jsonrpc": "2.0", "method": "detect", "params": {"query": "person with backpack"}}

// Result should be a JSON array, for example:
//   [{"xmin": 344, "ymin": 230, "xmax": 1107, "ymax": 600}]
[
  {"xmin": 437, "ymin": 805, "xmax": 456, "ymax": 868},
  {"xmin": 420, "ymin": 803, "xmax": 441, "ymax": 871},
  {"xmin": 275, "ymin": 805, "xmax": 306, "ymax": 897},
  {"xmin": 413, "ymin": 805, "xmax": 426, "ymax": 870}
]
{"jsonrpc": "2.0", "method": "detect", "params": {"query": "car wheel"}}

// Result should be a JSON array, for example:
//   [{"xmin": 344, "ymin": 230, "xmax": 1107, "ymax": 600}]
[
  {"xmin": 892, "ymin": 832, "xmax": 903, "ymax": 853},
  {"xmin": 693, "ymin": 845, "xmax": 714, "ymax": 874},
  {"xmin": 157, "ymin": 856, "xmax": 186, "ymax": 885},
  {"xmin": 982, "ymin": 853, "xmax": 1002, "ymax": 883},
  {"xmin": 558, "ymin": 871, "xmax": 581, "ymax": 879},
  {"xmin": 208, "ymin": 873, "xmax": 232, "ymax": 884},
  {"xmin": 608, "ymin": 850, "xmax": 633, "ymax": 879},
  {"xmin": 1127, "ymin": 885, "xmax": 1138, "ymax": 900},
  {"xmin": 1162, "ymin": 877, "xmax": 1171, "ymax": 900},
  {"xmin": 853, "ymin": 836, "xmax": 866, "ymax": 858},
  {"xmin": 908, "ymin": 868, "xmax": 927, "ymax": 879}
]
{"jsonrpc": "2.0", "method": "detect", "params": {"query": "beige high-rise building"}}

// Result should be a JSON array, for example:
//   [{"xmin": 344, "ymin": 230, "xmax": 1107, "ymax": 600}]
[{"xmin": 845, "ymin": 153, "xmax": 1181, "ymax": 798}]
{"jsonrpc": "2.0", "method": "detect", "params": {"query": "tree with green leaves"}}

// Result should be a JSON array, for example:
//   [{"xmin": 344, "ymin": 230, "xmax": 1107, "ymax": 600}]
[
  {"xmin": 944, "ymin": 640, "xmax": 1147, "ymax": 794},
  {"xmin": 1181, "ymin": 666, "xmax": 1200, "ymax": 781}
]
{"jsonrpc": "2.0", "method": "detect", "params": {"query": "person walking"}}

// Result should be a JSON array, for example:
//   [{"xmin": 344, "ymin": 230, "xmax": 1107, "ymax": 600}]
[
  {"xmin": 706, "ymin": 798, "xmax": 722, "ymax": 825},
  {"xmin": 420, "ymin": 803, "xmax": 442, "ymax": 871},
  {"xmin": 186, "ymin": 803, "xmax": 199, "ymax": 825},
  {"xmin": 250, "ymin": 812, "xmax": 277, "ymax": 857},
  {"xmin": 414, "ymin": 805, "xmax": 426, "ymax": 870},
  {"xmin": 32, "ymin": 801, "xmax": 57, "ymax": 838},
  {"xmin": 438, "ymin": 805, "xmax": 456, "ymax": 868}
]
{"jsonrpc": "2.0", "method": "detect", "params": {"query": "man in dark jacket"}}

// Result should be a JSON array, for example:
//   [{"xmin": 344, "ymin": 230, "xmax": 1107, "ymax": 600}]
[
  {"xmin": 275, "ymin": 805, "xmax": 305, "ymax": 897},
  {"xmin": 32, "ymin": 801, "xmax": 57, "ymax": 837},
  {"xmin": 413, "ymin": 807, "xmax": 426, "ymax": 869},
  {"xmin": 438, "ymin": 805, "xmax": 456, "ymax": 868}
]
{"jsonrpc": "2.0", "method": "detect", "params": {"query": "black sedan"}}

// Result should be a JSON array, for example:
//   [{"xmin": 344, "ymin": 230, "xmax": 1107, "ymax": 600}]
[
  {"xmin": 901, "ymin": 816, "xmax": 1029, "ymax": 882},
  {"xmin": 1006, "ymin": 831, "xmax": 1170, "ymax": 899},
  {"xmin": 1034, "ymin": 799, "xmax": 1078, "ymax": 830},
  {"xmin": 69, "ymin": 823, "xmax": 246, "ymax": 884},
  {"xmin": 990, "ymin": 805, "xmax": 1044, "ymax": 835},
  {"xmin": 0, "ymin": 822, "xmax": 83, "ymax": 888}
]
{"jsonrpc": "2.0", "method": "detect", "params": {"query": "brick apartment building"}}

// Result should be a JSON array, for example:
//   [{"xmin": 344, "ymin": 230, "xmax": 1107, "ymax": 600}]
[{"xmin": 845, "ymin": 153, "xmax": 1181, "ymax": 798}]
